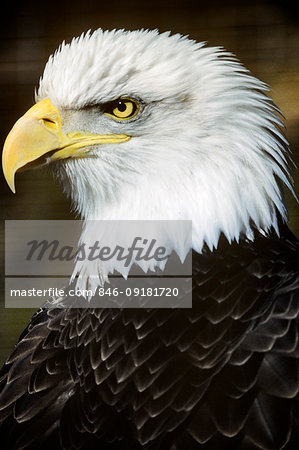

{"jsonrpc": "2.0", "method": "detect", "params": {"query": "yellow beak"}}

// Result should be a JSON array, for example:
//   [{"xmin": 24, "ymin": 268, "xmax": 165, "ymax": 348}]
[{"xmin": 2, "ymin": 98, "xmax": 130, "ymax": 193}]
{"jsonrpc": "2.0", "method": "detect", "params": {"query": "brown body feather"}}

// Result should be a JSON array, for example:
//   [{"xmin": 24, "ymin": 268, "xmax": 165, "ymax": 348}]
[{"xmin": 0, "ymin": 224, "xmax": 298, "ymax": 449}]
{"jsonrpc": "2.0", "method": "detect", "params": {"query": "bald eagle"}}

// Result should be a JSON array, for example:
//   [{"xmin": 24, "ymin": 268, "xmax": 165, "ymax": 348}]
[{"xmin": 1, "ymin": 29, "xmax": 299, "ymax": 449}]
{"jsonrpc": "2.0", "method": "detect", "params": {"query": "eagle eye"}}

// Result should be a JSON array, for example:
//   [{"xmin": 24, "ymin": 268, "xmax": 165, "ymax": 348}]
[{"xmin": 104, "ymin": 98, "xmax": 139, "ymax": 120}]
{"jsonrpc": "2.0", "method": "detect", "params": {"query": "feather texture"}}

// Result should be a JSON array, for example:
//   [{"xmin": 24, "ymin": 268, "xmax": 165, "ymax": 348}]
[{"xmin": 0, "ymin": 225, "xmax": 298, "ymax": 449}]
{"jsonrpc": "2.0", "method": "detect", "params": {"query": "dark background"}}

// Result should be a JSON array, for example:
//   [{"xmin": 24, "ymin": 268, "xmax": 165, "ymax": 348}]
[{"xmin": 0, "ymin": 0, "xmax": 298, "ymax": 364}]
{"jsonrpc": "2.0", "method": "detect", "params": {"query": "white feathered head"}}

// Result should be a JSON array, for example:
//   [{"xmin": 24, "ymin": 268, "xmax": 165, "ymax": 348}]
[{"xmin": 3, "ymin": 29, "xmax": 293, "ymax": 266}]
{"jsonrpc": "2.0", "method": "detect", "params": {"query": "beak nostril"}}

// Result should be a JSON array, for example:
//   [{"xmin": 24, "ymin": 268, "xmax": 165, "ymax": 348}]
[{"xmin": 41, "ymin": 117, "xmax": 58, "ymax": 129}]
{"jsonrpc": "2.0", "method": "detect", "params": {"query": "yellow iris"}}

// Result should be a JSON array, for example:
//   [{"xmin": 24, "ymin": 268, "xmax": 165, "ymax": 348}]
[{"xmin": 105, "ymin": 98, "xmax": 139, "ymax": 120}]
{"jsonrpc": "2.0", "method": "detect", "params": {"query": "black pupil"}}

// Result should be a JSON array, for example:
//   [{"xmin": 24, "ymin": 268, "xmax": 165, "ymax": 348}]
[{"xmin": 117, "ymin": 101, "xmax": 127, "ymax": 112}]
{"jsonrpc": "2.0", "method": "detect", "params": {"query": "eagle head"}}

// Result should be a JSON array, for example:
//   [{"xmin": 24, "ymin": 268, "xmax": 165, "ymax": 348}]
[{"xmin": 2, "ymin": 29, "xmax": 293, "ymax": 279}]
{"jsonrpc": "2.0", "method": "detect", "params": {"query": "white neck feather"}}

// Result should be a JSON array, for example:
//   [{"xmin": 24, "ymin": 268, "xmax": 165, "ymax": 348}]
[{"xmin": 54, "ymin": 119, "xmax": 292, "ymax": 291}]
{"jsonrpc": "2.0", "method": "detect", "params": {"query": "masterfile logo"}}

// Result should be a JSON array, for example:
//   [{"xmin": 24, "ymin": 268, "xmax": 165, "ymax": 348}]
[
  {"xmin": 5, "ymin": 220, "xmax": 192, "ymax": 308},
  {"xmin": 26, "ymin": 236, "xmax": 169, "ymax": 267}
]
